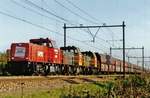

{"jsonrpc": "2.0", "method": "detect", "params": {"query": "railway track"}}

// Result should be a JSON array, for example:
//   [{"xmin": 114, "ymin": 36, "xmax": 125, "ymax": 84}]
[{"xmin": 0, "ymin": 74, "xmax": 126, "ymax": 80}]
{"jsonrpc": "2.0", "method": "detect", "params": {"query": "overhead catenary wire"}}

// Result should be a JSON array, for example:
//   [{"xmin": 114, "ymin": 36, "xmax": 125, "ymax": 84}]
[
  {"xmin": 67, "ymin": 28, "xmax": 111, "ymax": 49},
  {"xmin": 54, "ymin": 0, "xmax": 98, "ymax": 24},
  {"xmin": 65, "ymin": 0, "xmax": 123, "ymax": 47},
  {"xmin": 23, "ymin": 0, "xmax": 71, "ymax": 23},
  {"xmin": 64, "ymin": 0, "xmax": 121, "ymax": 47},
  {"xmin": 40, "ymin": 0, "xmax": 91, "ymax": 26},
  {"xmin": 12, "ymin": 0, "xmax": 109, "ymax": 52},
  {"xmin": 0, "ymin": 10, "xmax": 107, "ymax": 53},
  {"xmin": 0, "ymin": 11, "xmax": 58, "ymax": 33},
  {"xmin": 10, "ymin": 0, "xmax": 117, "ymax": 53},
  {"xmin": 0, "ymin": 0, "xmax": 137, "ymax": 61},
  {"xmin": 54, "ymin": 0, "xmax": 123, "ymax": 52},
  {"xmin": 22, "ymin": 0, "xmax": 110, "ymax": 47},
  {"xmin": 37, "ymin": 0, "xmax": 82, "ymax": 26},
  {"xmin": 41, "ymin": 0, "xmax": 110, "ymax": 45},
  {"xmin": 22, "ymin": 0, "xmax": 87, "ymax": 26},
  {"xmin": 65, "ymin": 0, "xmax": 99, "ymax": 22},
  {"xmin": 68, "ymin": 37, "xmax": 108, "ymax": 53},
  {"xmin": 24, "ymin": 0, "xmax": 114, "ymax": 48},
  {"xmin": 10, "ymin": 0, "xmax": 138, "ymax": 64},
  {"xmin": 11, "ymin": 0, "xmax": 66, "ymax": 24}
]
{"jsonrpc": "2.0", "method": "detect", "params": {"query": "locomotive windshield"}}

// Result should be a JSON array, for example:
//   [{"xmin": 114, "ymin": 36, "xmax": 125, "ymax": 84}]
[{"xmin": 14, "ymin": 46, "xmax": 25, "ymax": 58}]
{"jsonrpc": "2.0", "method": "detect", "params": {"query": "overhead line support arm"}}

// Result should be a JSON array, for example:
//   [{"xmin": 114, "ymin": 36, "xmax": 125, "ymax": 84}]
[{"xmin": 63, "ymin": 21, "xmax": 126, "ymax": 78}]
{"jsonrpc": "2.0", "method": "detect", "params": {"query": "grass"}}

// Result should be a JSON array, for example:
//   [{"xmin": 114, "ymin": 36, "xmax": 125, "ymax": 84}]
[
  {"xmin": 1, "ymin": 74, "xmax": 150, "ymax": 98},
  {"xmin": 0, "ymin": 82, "xmax": 109, "ymax": 98},
  {"xmin": 51, "ymin": 83, "xmax": 108, "ymax": 98}
]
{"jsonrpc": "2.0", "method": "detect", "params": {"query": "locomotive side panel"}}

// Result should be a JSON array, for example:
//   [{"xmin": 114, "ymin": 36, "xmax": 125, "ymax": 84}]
[
  {"xmin": 82, "ymin": 54, "xmax": 90, "ymax": 67},
  {"xmin": 81, "ymin": 51, "xmax": 97, "ymax": 68},
  {"xmin": 49, "ymin": 48, "xmax": 62, "ymax": 64},
  {"xmin": 10, "ymin": 43, "xmax": 49, "ymax": 63},
  {"xmin": 62, "ymin": 51, "xmax": 74, "ymax": 65},
  {"xmin": 74, "ymin": 53, "xmax": 82, "ymax": 66},
  {"xmin": 90, "ymin": 52, "xmax": 97, "ymax": 68},
  {"xmin": 61, "ymin": 46, "xmax": 82, "ymax": 66},
  {"xmin": 29, "ymin": 44, "xmax": 48, "ymax": 63}
]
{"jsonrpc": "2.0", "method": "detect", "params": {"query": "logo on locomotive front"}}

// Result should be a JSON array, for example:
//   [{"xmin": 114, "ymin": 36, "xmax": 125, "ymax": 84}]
[{"xmin": 37, "ymin": 51, "xmax": 44, "ymax": 57}]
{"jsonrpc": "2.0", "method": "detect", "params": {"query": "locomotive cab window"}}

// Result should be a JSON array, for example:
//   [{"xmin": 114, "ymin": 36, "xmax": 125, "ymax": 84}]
[{"xmin": 14, "ymin": 46, "xmax": 26, "ymax": 58}]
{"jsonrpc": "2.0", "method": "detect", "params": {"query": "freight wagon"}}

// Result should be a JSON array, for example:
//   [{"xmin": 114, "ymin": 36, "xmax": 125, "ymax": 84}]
[{"xmin": 6, "ymin": 37, "xmax": 143, "ymax": 75}]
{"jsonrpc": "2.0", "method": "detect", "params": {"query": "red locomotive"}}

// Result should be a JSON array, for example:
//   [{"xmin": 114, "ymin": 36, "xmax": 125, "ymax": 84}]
[
  {"xmin": 8, "ymin": 38, "xmax": 62, "ymax": 75},
  {"xmin": 7, "ymin": 37, "xmax": 143, "ymax": 75}
]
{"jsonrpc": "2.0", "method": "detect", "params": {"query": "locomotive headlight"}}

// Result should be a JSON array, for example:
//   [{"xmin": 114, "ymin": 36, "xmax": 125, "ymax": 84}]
[
  {"xmin": 55, "ymin": 55, "xmax": 58, "ymax": 58},
  {"xmin": 26, "ymin": 57, "xmax": 28, "ymax": 60},
  {"xmin": 11, "ymin": 57, "xmax": 14, "ymax": 59},
  {"xmin": 18, "ymin": 43, "xmax": 22, "ymax": 46}
]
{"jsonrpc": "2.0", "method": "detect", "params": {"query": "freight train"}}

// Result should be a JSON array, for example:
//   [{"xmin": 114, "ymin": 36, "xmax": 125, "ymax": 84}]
[{"xmin": 6, "ymin": 38, "xmax": 143, "ymax": 75}]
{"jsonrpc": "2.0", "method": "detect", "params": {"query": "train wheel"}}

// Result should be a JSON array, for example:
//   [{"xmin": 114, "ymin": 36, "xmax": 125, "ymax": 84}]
[
  {"xmin": 69, "ymin": 65, "xmax": 75, "ymax": 75},
  {"xmin": 57, "ymin": 64, "xmax": 62, "ymax": 75},
  {"xmin": 73, "ymin": 66, "xmax": 77, "ymax": 75},
  {"xmin": 44, "ymin": 65, "xmax": 50, "ymax": 76},
  {"xmin": 64, "ymin": 65, "xmax": 69, "ymax": 75},
  {"xmin": 88, "ymin": 67, "xmax": 93, "ymax": 75},
  {"xmin": 81, "ymin": 66, "xmax": 85, "ymax": 75},
  {"xmin": 76, "ymin": 66, "xmax": 80, "ymax": 75},
  {"xmin": 33, "ymin": 64, "xmax": 46, "ymax": 76},
  {"xmin": 84, "ymin": 67, "xmax": 88, "ymax": 75}
]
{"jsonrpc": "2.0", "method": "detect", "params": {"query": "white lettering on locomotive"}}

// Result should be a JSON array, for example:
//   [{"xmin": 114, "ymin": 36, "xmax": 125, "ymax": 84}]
[{"xmin": 37, "ymin": 51, "xmax": 44, "ymax": 57}]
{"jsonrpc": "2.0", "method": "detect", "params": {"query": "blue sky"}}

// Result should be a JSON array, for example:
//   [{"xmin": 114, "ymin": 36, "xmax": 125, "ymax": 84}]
[{"xmin": 0, "ymin": 0, "xmax": 150, "ymax": 66}]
